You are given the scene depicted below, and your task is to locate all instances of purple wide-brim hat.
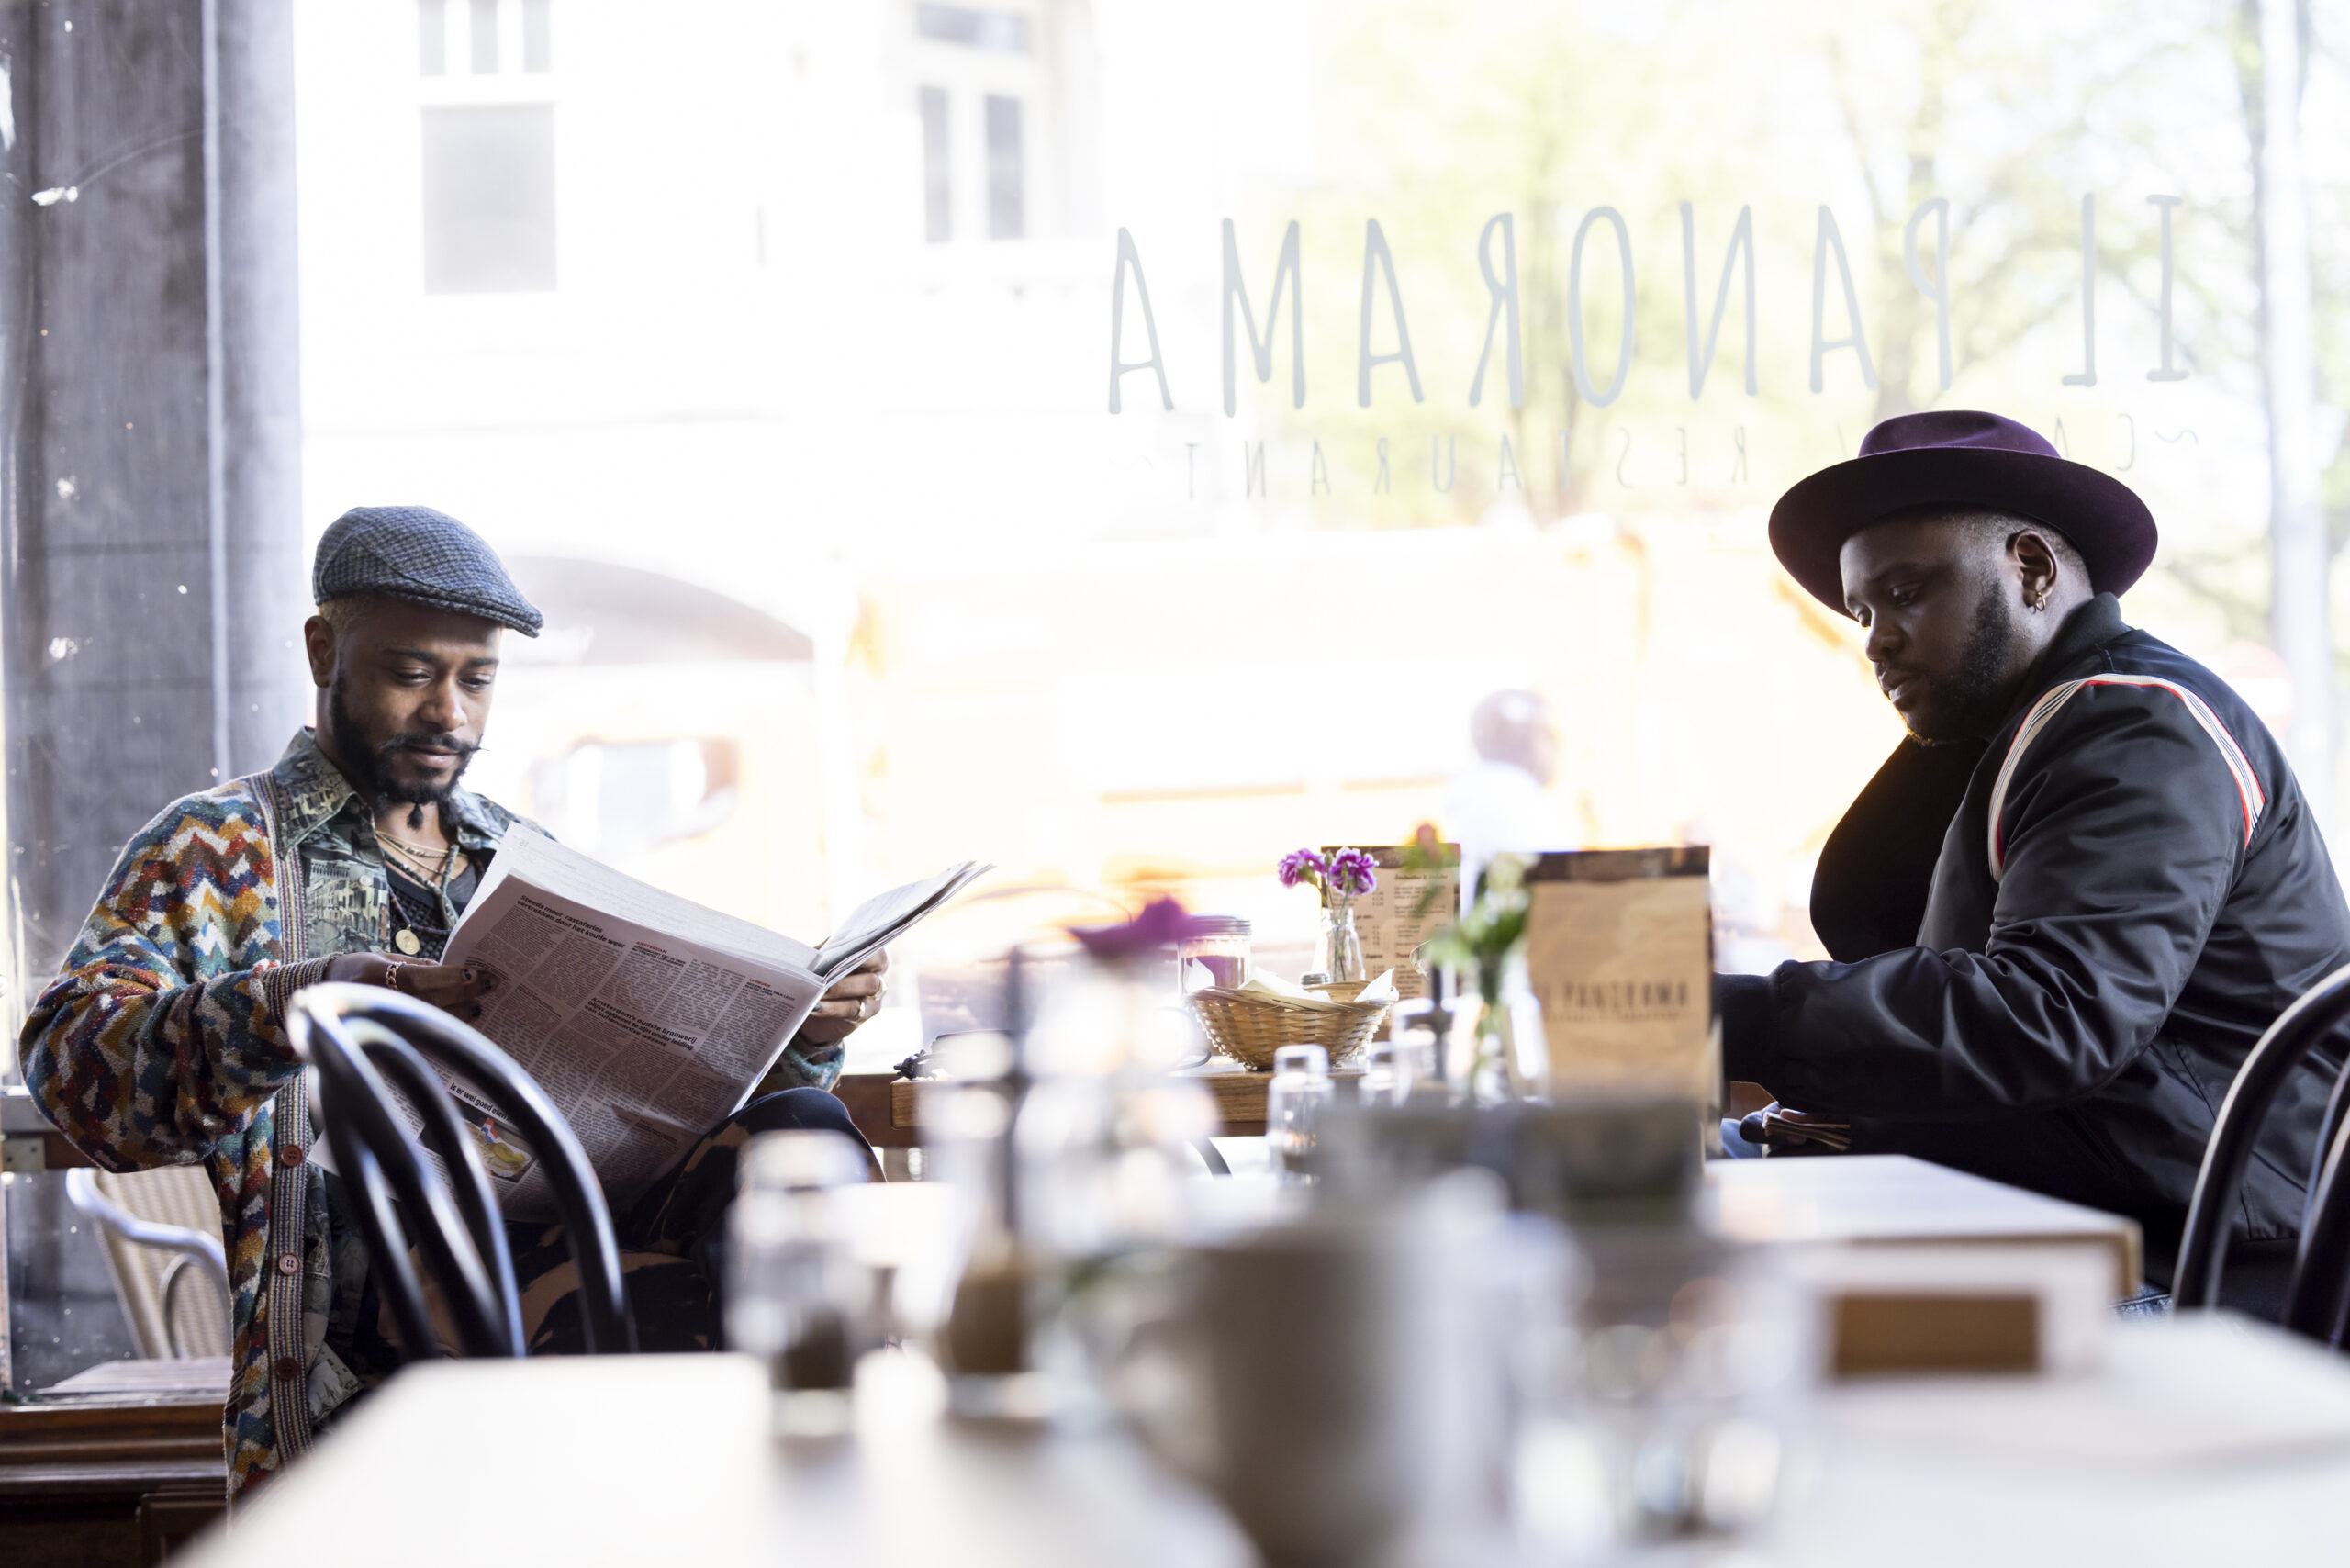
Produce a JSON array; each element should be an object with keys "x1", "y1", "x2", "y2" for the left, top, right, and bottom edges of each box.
[{"x1": 1767, "y1": 409, "x2": 2158, "y2": 617}]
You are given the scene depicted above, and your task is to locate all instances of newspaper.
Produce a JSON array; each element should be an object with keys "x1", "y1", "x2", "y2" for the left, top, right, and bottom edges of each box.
[{"x1": 417, "y1": 828, "x2": 987, "y2": 1218}]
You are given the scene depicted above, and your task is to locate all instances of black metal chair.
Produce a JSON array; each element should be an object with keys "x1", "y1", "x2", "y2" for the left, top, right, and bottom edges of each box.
[
  {"x1": 2174, "y1": 960, "x2": 2350, "y2": 1333},
  {"x1": 2285, "y1": 1099, "x2": 2350, "y2": 1345},
  {"x1": 289, "y1": 982, "x2": 636, "y2": 1361}
]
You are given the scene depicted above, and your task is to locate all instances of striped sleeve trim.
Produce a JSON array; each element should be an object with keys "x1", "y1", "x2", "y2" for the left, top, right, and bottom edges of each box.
[
  {"x1": 252, "y1": 956, "x2": 335, "y2": 1043},
  {"x1": 1987, "y1": 674, "x2": 2266, "y2": 883}
]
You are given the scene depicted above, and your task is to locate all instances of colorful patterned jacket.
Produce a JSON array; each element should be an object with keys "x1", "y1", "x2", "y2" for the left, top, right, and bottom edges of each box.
[
  {"x1": 17, "y1": 732, "x2": 511, "y2": 1497},
  {"x1": 20, "y1": 731, "x2": 847, "y2": 1499}
]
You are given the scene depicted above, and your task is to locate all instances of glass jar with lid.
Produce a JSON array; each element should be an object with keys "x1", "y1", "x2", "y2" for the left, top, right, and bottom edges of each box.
[{"x1": 1177, "y1": 914, "x2": 1252, "y2": 992}]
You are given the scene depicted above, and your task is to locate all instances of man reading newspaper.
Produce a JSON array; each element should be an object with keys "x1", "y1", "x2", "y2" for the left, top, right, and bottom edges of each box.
[{"x1": 19, "y1": 508, "x2": 890, "y2": 1497}]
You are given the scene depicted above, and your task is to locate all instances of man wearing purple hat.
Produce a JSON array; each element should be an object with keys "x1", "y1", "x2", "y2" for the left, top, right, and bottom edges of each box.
[{"x1": 1718, "y1": 410, "x2": 2350, "y2": 1316}]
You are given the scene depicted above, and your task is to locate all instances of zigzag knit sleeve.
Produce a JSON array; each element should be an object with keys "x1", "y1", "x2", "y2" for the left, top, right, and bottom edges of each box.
[{"x1": 18, "y1": 789, "x2": 334, "y2": 1171}]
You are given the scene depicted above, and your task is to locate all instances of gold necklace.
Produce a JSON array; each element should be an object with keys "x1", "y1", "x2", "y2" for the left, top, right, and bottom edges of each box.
[
  {"x1": 380, "y1": 834, "x2": 464, "y2": 957},
  {"x1": 380, "y1": 834, "x2": 452, "y2": 868},
  {"x1": 378, "y1": 827, "x2": 453, "y2": 857},
  {"x1": 379, "y1": 835, "x2": 464, "y2": 887}
]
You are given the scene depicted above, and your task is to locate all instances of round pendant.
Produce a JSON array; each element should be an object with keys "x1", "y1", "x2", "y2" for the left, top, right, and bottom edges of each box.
[{"x1": 394, "y1": 928, "x2": 421, "y2": 956}]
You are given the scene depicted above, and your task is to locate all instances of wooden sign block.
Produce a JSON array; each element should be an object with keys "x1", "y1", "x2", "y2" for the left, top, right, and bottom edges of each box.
[{"x1": 1522, "y1": 847, "x2": 1712, "y2": 1100}]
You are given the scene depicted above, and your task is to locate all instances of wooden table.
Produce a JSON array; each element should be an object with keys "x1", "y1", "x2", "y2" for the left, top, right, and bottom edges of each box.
[
  {"x1": 0, "y1": 1361, "x2": 229, "y2": 1567},
  {"x1": 876, "y1": 1067, "x2": 1346, "y2": 1143},
  {"x1": 178, "y1": 1314, "x2": 2350, "y2": 1568}
]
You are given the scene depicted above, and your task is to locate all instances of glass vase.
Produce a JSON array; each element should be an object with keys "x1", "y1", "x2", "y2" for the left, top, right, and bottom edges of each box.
[{"x1": 1317, "y1": 900, "x2": 1367, "y2": 984}]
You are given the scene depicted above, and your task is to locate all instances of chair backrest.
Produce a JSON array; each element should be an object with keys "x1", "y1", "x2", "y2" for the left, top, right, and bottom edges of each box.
[
  {"x1": 290, "y1": 983, "x2": 636, "y2": 1360},
  {"x1": 2287, "y1": 1112, "x2": 2350, "y2": 1344},
  {"x1": 2175, "y1": 960, "x2": 2350, "y2": 1313},
  {"x1": 64, "y1": 1166, "x2": 230, "y2": 1359}
]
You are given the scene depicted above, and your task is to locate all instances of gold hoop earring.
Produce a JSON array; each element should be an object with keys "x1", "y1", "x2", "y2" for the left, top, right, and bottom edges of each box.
[{"x1": 2031, "y1": 588, "x2": 2049, "y2": 612}]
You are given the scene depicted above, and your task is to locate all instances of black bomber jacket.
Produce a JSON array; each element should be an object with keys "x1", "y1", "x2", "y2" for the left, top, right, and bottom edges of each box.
[{"x1": 1719, "y1": 594, "x2": 2350, "y2": 1266}]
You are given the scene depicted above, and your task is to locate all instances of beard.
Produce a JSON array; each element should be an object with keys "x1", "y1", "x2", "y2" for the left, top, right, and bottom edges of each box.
[
  {"x1": 1903, "y1": 577, "x2": 2019, "y2": 746},
  {"x1": 326, "y1": 677, "x2": 480, "y2": 809}
]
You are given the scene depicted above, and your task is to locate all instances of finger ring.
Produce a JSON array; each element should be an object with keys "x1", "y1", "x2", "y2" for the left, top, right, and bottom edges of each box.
[{"x1": 384, "y1": 962, "x2": 405, "y2": 995}]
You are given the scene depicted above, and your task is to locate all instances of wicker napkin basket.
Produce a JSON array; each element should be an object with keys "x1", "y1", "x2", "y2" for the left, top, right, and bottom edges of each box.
[{"x1": 1188, "y1": 986, "x2": 1390, "y2": 1070}]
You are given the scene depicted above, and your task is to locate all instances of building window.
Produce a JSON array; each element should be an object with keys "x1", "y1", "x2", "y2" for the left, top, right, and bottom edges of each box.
[
  {"x1": 418, "y1": 0, "x2": 447, "y2": 74},
  {"x1": 532, "y1": 738, "x2": 741, "y2": 857},
  {"x1": 421, "y1": 105, "x2": 557, "y2": 293},
  {"x1": 522, "y1": 0, "x2": 553, "y2": 72},
  {"x1": 911, "y1": 2, "x2": 1048, "y2": 244},
  {"x1": 469, "y1": 0, "x2": 500, "y2": 72},
  {"x1": 919, "y1": 85, "x2": 953, "y2": 243},
  {"x1": 985, "y1": 95, "x2": 1024, "y2": 240},
  {"x1": 914, "y1": 4, "x2": 1029, "y2": 54}
]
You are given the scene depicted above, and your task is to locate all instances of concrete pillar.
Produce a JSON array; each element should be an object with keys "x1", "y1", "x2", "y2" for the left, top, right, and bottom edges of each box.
[
  {"x1": 0, "y1": 0, "x2": 306, "y2": 984},
  {"x1": 214, "y1": 0, "x2": 309, "y2": 778}
]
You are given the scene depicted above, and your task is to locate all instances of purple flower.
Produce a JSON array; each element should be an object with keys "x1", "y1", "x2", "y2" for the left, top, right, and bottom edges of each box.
[
  {"x1": 1071, "y1": 896, "x2": 1209, "y2": 963},
  {"x1": 1277, "y1": 848, "x2": 1329, "y2": 890},
  {"x1": 1326, "y1": 848, "x2": 1379, "y2": 899}
]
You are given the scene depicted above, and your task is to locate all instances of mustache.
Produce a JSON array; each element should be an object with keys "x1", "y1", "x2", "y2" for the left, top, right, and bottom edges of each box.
[{"x1": 376, "y1": 731, "x2": 479, "y2": 763}]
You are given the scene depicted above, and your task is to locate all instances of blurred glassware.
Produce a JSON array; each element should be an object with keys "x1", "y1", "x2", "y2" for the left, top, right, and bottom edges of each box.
[
  {"x1": 1463, "y1": 983, "x2": 1539, "y2": 1108},
  {"x1": 1178, "y1": 914, "x2": 1252, "y2": 992},
  {"x1": 1515, "y1": 1227, "x2": 1815, "y2": 1556},
  {"x1": 1107, "y1": 1173, "x2": 1522, "y2": 1568},
  {"x1": 920, "y1": 1025, "x2": 1053, "y2": 1419},
  {"x1": 1265, "y1": 1044, "x2": 1333, "y2": 1183},
  {"x1": 833, "y1": 1179, "x2": 960, "y2": 1350},
  {"x1": 725, "y1": 1128, "x2": 876, "y2": 1437},
  {"x1": 932, "y1": 927, "x2": 1218, "y2": 1422},
  {"x1": 1020, "y1": 957, "x2": 1217, "y2": 1257},
  {"x1": 1356, "y1": 1039, "x2": 1404, "y2": 1110},
  {"x1": 739, "y1": 1125, "x2": 869, "y2": 1195},
  {"x1": 1389, "y1": 967, "x2": 1453, "y2": 1103}
]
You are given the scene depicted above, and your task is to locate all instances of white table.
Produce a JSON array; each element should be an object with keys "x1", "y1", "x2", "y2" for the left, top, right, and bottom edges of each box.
[
  {"x1": 181, "y1": 1159, "x2": 2279, "y2": 1567},
  {"x1": 185, "y1": 1312, "x2": 2350, "y2": 1568},
  {"x1": 1704, "y1": 1153, "x2": 2144, "y2": 1295},
  {"x1": 1787, "y1": 1314, "x2": 2350, "y2": 1564},
  {"x1": 209, "y1": 1352, "x2": 1253, "y2": 1568}
]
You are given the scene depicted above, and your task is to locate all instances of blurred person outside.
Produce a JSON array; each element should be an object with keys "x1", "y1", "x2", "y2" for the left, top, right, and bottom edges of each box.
[
  {"x1": 18, "y1": 506, "x2": 889, "y2": 1497},
  {"x1": 1717, "y1": 412, "x2": 2350, "y2": 1316},
  {"x1": 1443, "y1": 689, "x2": 1574, "y2": 903}
]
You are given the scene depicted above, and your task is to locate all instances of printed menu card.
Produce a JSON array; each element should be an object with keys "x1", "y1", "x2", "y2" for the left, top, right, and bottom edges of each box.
[
  {"x1": 1521, "y1": 847, "x2": 1712, "y2": 1101},
  {"x1": 1323, "y1": 841, "x2": 1460, "y2": 1006}
]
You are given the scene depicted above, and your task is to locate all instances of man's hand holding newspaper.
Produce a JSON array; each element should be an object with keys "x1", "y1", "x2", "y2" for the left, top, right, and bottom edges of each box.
[
  {"x1": 797, "y1": 948, "x2": 890, "y2": 1044},
  {"x1": 321, "y1": 950, "x2": 498, "y2": 1020}
]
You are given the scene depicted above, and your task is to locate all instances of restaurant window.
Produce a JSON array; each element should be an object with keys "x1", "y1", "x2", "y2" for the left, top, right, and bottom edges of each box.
[{"x1": 420, "y1": 105, "x2": 558, "y2": 293}]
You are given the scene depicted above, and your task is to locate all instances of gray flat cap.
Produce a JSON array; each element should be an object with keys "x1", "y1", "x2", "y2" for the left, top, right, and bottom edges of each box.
[{"x1": 313, "y1": 505, "x2": 543, "y2": 636}]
